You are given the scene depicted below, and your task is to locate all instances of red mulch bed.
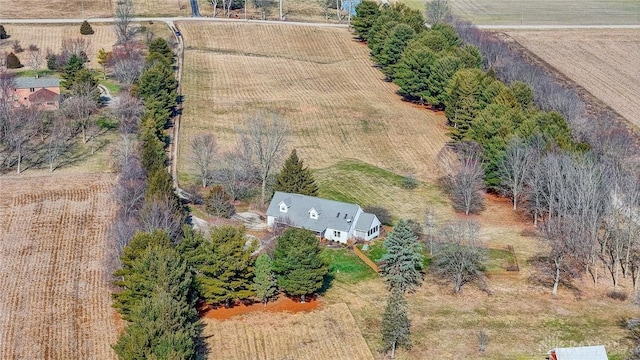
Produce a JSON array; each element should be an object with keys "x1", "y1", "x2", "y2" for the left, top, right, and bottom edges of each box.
[{"x1": 198, "y1": 295, "x2": 321, "y2": 321}]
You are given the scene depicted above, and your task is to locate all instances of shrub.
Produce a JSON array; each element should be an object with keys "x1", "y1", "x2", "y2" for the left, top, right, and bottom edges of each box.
[
  {"x1": 46, "y1": 54, "x2": 59, "y2": 71},
  {"x1": 607, "y1": 290, "x2": 628, "y2": 301},
  {"x1": 28, "y1": 44, "x2": 39, "y2": 51},
  {"x1": 204, "y1": 185, "x2": 235, "y2": 218},
  {"x1": 0, "y1": 25, "x2": 8, "y2": 40},
  {"x1": 11, "y1": 40, "x2": 23, "y2": 53},
  {"x1": 6, "y1": 52, "x2": 22, "y2": 69},
  {"x1": 80, "y1": 21, "x2": 94, "y2": 35},
  {"x1": 401, "y1": 175, "x2": 418, "y2": 189}
]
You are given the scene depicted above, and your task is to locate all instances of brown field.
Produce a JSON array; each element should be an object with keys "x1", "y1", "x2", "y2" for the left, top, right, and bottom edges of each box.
[
  {"x1": 439, "y1": 0, "x2": 640, "y2": 25},
  {"x1": 202, "y1": 302, "x2": 374, "y2": 360},
  {"x1": 177, "y1": 21, "x2": 450, "y2": 184},
  {"x1": 503, "y1": 29, "x2": 640, "y2": 129},
  {"x1": 0, "y1": 173, "x2": 118, "y2": 360},
  {"x1": 0, "y1": 0, "x2": 192, "y2": 19},
  {"x1": 0, "y1": 23, "x2": 117, "y2": 69}
]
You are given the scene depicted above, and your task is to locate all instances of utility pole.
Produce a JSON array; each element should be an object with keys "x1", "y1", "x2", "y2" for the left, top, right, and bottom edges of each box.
[
  {"x1": 279, "y1": 0, "x2": 283, "y2": 20},
  {"x1": 244, "y1": 0, "x2": 247, "y2": 20}
]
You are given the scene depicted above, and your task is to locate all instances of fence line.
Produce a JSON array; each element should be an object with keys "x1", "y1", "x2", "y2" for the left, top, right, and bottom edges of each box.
[{"x1": 352, "y1": 246, "x2": 380, "y2": 273}]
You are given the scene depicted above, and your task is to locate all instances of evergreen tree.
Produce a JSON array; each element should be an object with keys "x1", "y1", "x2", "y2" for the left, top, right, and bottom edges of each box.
[
  {"x1": 273, "y1": 228, "x2": 328, "y2": 302},
  {"x1": 425, "y1": 54, "x2": 461, "y2": 108},
  {"x1": 380, "y1": 219, "x2": 424, "y2": 293},
  {"x1": 445, "y1": 68, "x2": 486, "y2": 141},
  {"x1": 273, "y1": 149, "x2": 319, "y2": 196},
  {"x1": 381, "y1": 290, "x2": 411, "y2": 359},
  {"x1": 60, "y1": 54, "x2": 85, "y2": 89},
  {"x1": 352, "y1": 0, "x2": 380, "y2": 42},
  {"x1": 392, "y1": 44, "x2": 436, "y2": 101},
  {"x1": 137, "y1": 61, "x2": 177, "y2": 111},
  {"x1": 0, "y1": 25, "x2": 8, "y2": 40},
  {"x1": 80, "y1": 20, "x2": 95, "y2": 35},
  {"x1": 6, "y1": 52, "x2": 22, "y2": 69},
  {"x1": 253, "y1": 253, "x2": 278, "y2": 306},
  {"x1": 112, "y1": 231, "x2": 173, "y2": 320},
  {"x1": 187, "y1": 226, "x2": 257, "y2": 307},
  {"x1": 113, "y1": 246, "x2": 200, "y2": 360},
  {"x1": 376, "y1": 23, "x2": 416, "y2": 78},
  {"x1": 147, "y1": 38, "x2": 173, "y2": 62}
]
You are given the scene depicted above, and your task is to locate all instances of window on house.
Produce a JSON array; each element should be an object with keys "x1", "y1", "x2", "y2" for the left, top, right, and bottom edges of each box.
[
  {"x1": 46, "y1": 102, "x2": 54, "y2": 105},
  {"x1": 279, "y1": 204, "x2": 287, "y2": 212},
  {"x1": 310, "y1": 210, "x2": 317, "y2": 219},
  {"x1": 29, "y1": 88, "x2": 35, "y2": 92},
  {"x1": 344, "y1": 213, "x2": 348, "y2": 219},
  {"x1": 336, "y1": 212, "x2": 340, "y2": 218},
  {"x1": 333, "y1": 230, "x2": 341, "y2": 237}
]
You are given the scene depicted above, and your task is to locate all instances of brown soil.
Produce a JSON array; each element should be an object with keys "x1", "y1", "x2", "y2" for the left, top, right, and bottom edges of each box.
[{"x1": 199, "y1": 296, "x2": 321, "y2": 320}]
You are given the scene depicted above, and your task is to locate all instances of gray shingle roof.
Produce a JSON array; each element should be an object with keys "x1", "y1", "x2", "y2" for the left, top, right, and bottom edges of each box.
[
  {"x1": 355, "y1": 212, "x2": 376, "y2": 232},
  {"x1": 267, "y1": 192, "x2": 360, "y2": 233},
  {"x1": 14, "y1": 77, "x2": 60, "y2": 89}
]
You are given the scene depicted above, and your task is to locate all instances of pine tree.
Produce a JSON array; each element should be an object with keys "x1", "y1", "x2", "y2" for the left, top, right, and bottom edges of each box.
[
  {"x1": 189, "y1": 226, "x2": 257, "y2": 307},
  {"x1": 273, "y1": 149, "x2": 319, "y2": 196},
  {"x1": 273, "y1": 228, "x2": 328, "y2": 302},
  {"x1": 80, "y1": 20, "x2": 95, "y2": 35},
  {"x1": 6, "y1": 52, "x2": 22, "y2": 69},
  {"x1": 380, "y1": 219, "x2": 424, "y2": 293},
  {"x1": 60, "y1": 54, "x2": 85, "y2": 89},
  {"x1": 148, "y1": 38, "x2": 173, "y2": 62},
  {"x1": 381, "y1": 290, "x2": 411, "y2": 359},
  {"x1": 0, "y1": 25, "x2": 8, "y2": 40},
  {"x1": 112, "y1": 230, "x2": 173, "y2": 320},
  {"x1": 253, "y1": 254, "x2": 278, "y2": 306},
  {"x1": 351, "y1": 0, "x2": 381, "y2": 42},
  {"x1": 113, "y1": 245, "x2": 201, "y2": 360},
  {"x1": 445, "y1": 68, "x2": 486, "y2": 142}
]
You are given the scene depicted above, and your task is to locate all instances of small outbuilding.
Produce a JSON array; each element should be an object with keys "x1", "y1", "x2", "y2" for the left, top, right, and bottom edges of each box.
[{"x1": 547, "y1": 345, "x2": 608, "y2": 360}]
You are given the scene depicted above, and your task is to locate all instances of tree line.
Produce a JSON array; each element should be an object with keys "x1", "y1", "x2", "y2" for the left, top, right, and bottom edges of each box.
[{"x1": 354, "y1": 0, "x2": 640, "y2": 297}]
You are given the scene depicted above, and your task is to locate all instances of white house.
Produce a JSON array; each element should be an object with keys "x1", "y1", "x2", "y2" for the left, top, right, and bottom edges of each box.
[
  {"x1": 547, "y1": 345, "x2": 608, "y2": 360},
  {"x1": 266, "y1": 191, "x2": 381, "y2": 243}
]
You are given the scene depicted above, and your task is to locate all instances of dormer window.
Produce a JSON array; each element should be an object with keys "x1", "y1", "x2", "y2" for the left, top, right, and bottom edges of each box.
[
  {"x1": 279, "y1": 201, "x2": 289, "y2": 213},
  {"x1": 309, "y1": 208, "x2": 318, "y2": 219}
]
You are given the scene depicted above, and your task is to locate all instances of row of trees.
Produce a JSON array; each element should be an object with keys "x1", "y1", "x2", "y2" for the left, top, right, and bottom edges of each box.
[{"x1": 353, "y1": 1, "x2": 640, "y2": 295}]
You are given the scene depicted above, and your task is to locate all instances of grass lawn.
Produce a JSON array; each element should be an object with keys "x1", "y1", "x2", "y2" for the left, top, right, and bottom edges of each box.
[
  {"x1": 320, "y1": 248, "x2": 378, "y2": 285},
  {"x1": 99, "y1": 78, "x2": 122, "y2": 95},
  {"x1": 13, "y1": 69, "x2": 56, "y2": 78}
]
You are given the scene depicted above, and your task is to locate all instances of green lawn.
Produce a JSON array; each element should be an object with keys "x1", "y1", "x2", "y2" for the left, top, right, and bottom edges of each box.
[
  {"x1": 99, "y1": 78, "x2": 122, "y2": 95},
  {"x1": 320, "y1": 248, "x2": 378, "y2": 285}
]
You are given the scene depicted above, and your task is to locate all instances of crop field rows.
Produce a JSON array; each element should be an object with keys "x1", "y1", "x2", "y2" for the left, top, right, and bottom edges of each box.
[
  {"x1": 0, "y1": 0, "x2": 192, "y2": 19},
  {"x1": 202, "y1": 303, "x2": 374, "y2": 360},
  {"x1": 443, "y1": 0, "x2": 640, "y2": 25},
  {"x1": 0, "y1": 24, "x2": 117, "y2": 70},
  {"x1": 504, "y1": 29, "x2": 640, "y2": 129},
  {"x1": 0, "y1": 174, "x2": 117, "y2": 360},
  {"x1": 178, "y1": 22, "x2": 450, "y2": 183}
]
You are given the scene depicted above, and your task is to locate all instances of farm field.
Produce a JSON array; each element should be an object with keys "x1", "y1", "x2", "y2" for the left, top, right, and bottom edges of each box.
[
  {"x1": 0, "y1": 23, "x2": 117, "y2": 70},
  {"x1": 177, "y1": 21, "x2": 450, "y2": 186},
  {"x1": 0, "y1": 173, "x2": 118, "y2": 360},
  {"x1": 503, "y1": 28, "x2": 640, "y2": 129},
  {"x1": 0, "y1": 0, "x2": 194, "y2": 19},
  {"x1": 429, "y1": 0, "x2": 640, "y2": 25},
  {"x1": 202, "y1": 302, "x2": 374, "y2": 360}
]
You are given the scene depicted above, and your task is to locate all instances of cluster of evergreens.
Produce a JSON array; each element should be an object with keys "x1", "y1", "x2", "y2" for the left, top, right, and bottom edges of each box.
[{"x1": 353, "y1": 1, "x2": 584, "y2": 190}]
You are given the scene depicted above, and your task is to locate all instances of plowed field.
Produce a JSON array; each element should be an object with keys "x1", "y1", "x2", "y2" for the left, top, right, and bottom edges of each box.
[
  {"x1": 178, "y1": 21, "x2": 449, "y2": 183},
  {"x1": 505, "y1": 29, "x2": 640, "y2": 128},
  {"x1": 0, "y1": 173, "x2": 118, "y2": 360}
]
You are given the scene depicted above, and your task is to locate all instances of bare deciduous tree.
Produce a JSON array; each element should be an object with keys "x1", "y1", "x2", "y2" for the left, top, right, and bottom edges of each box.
[
  {"x1": 27, "y1": 49, "x2": 44, "y2": 79},
  {"x1": 212, "y1": 147, "x2": 259, "y2": 200},
  {"x1": 539, "y1": 217, "x2": 584, "y2": 296},
  {"x1": 62, "y1": 94, "x2": 98, "y2": 143},
  {"x1": 109, "y1": 43, "x2": 144, "y2": 85},
  {"x1": 46, "y1": 115, "x2": 71, "y2": 172},
  {"x1": 139, "y1": 196, "x2": 184, "y2": 242},
  {"x1": 498, "y1": 136, "x2": 534, "y2": 210},
  {"x1": 426, "y1": 0, "x2": 451, "y2": 25},
  {"x1": 111, "y1": 92, "x2": 144, "y2": 134},
  {"x1": 433, "y1": 219, "x2": 487, "y2": 293},
  {"x1": 189, "y1": 132, "x2": 217, "y2": 187},
  {"x1": 240, "y1": 111, "x2": 289, "y2": 204},
  {"x1": 114, "y1": 0, "x2": 138, "y2": 45},
  {"x1": 5, "y1": 107, "x2": 38, "y2": 173},
  {"x1": 61, "y1": 37, "x2": 92, "y2": 60},
  {"x1": 0, "y1": 70, "x2": 16, "y2": 141},
  {"x1": 439, "y1": 143, "x2": 486, "y2": 215}
]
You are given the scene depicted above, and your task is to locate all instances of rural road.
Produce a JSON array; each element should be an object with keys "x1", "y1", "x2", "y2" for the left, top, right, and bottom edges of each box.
[{"x1": 1, "y1": 17, "x2": 639, "y2": 29}]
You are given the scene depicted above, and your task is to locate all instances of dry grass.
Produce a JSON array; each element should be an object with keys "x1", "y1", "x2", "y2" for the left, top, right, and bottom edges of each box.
[
  {"x1": 441, "y1": 0, "x2": 640, "y2": 25},
  {"x1": 178, "y1": 21, "x2": 450, "y2": 183},
  {"x1": 0, "y1": 173, "x2": 118, "y2": 360},
  {"x1": 503, "y1": 29, "x2": 640, "y2": 129},
  {"x1": 202, "y1": 302, "x2": 374, "y2": 360},
  {"x1": 0, "y1": 0, "x2": 191, "y2": 18},
  {"x1": 0, "y1": 23, "x2": 117, "y2": 69}
]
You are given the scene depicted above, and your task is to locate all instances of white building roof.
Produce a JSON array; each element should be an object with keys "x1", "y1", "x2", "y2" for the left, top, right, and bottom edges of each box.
[{"x1": 549, "y1": 345, "x2": 607, "y2": 360}]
